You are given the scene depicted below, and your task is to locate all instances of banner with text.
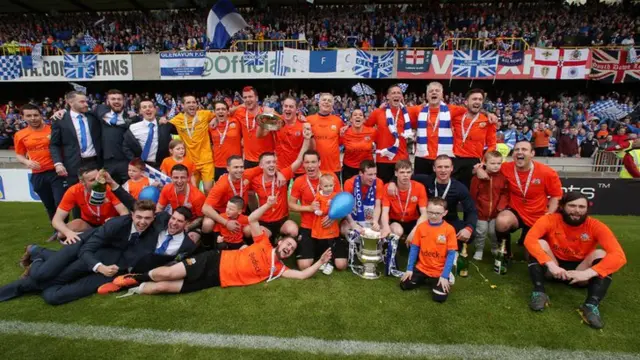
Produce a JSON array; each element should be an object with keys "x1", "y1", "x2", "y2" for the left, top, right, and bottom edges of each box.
[{"x1": 2, "y1": 54, "x2": 132, "y2": 82}]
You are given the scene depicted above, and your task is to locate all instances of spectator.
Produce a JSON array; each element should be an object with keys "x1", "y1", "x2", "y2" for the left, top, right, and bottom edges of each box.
[
  {"x1": 580, "y1": 132, "x2": 599, "y2": 158},
  {"x1": 558, "y1": 128, "x2": 580, "y2": 158},
  {"x1": 533, "y1": 122, "x2": 552, "y2": 157}
]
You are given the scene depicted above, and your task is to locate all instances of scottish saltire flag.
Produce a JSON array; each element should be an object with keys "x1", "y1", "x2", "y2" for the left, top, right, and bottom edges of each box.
[
  {"x1": 64, "y1": 54, "x2": 97, "y2": 79},
  {"x1": 84, "y1": 34, "x2": 98, "y2": 50},
  {"x1": 145, "y1": 164, "x2": 172, "y2": 186},
  {"x1": 242, "y1": 51, "x2": 267, "y2": 66},
  {"x1": 155, "y1": 93, "x2": 167, "y2": 107},
  {"x1": 159, "y1": 51, "x2": 206, "y2": 77},
  {"x1": 354, "y1": 50, "x2": 394, "y2": 78},
  {"x1": 273, "y1": 51, "x2": 288, "y2": 76},
  {"x1": 452, "y1": 50, "x2": 498, "y2": 78},
  {"x1": 0, "y1": 56, "x2": 22, "y2": 80},
  {"x1": 207, "y1": 0, "x2": 248, "y2": 49}
]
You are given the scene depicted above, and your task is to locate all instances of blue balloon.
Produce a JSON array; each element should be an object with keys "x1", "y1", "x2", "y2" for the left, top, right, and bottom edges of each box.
[
  {"x1": 138, "y1": 186, "x2": 160, "y2": 203},
  {"x1": 328, "y1": 192, "x2": 355, "y2": 220}
]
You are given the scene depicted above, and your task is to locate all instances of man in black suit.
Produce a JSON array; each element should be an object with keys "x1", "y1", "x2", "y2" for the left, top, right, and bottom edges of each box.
[
  {"x1": 50, "y1": 91, "x2": 102, "y2": 187},
  {"x1": 95, "y1": 89, "x2": 140, "y2": 184},
  {"x1": 123, "y1": 98, "x2": 174, "y2": 170},
  {"x1": 0, "y1": 201, "x2": 199, "y2": 305}
]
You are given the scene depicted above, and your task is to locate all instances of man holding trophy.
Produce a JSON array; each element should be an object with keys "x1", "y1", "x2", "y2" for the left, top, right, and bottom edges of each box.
[{"x1": 235, "y1": 86, "x2": 277, "y2": 169}]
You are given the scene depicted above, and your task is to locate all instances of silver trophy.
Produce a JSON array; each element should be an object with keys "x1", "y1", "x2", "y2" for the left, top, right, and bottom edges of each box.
[
  {"x1": 348, "y1": 229, "x2": 384, "y2": 279},
  {"x1": 256, "y1": 113, "x2": 284, "y2": 131}
]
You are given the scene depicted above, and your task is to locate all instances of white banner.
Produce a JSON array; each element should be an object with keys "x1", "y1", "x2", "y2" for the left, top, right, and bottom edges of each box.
[
  {"x1": 5, "y1": 54, "x2": 133, "y2": 82},
  {"x1": 0, "y1": 169, "x2": 40, "y2": 202}
]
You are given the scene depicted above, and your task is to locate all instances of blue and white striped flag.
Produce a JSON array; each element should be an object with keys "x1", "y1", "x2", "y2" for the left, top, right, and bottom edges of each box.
[
  {"x1": 144, "y1": 164, "x2": 172, "y2": 186},
  {"x1": 155, "y1": 93, "x2": 167, "y2": 107},
  {"x1": 166, "y1": 99, "x2": 178, "y2": 119},
  {"x1": 84, "y1": 34, "x2": 98, "y2": 50},
  {"x1": 273, "y1": 51, "x2": 288, "y2": 76},
  {"x1": 589, "y1": 100, "x2": 632, "y2": 122}
]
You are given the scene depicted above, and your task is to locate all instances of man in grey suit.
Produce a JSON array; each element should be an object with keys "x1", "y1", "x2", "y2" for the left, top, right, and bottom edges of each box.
[
  {"x1": 50, "y1": 91, "x2": 102, "y2": 188},
  {"x1": 95, "y1": 89, "x2": 140, "y2": 184},
  {"x1": 123, "y1": 98, "x2": 175, "y2": 169}
]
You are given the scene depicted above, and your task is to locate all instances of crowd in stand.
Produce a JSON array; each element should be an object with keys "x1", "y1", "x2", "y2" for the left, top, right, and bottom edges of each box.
[
  {"x1": 0, "y1": 1, "x2": 638, "y2": 54},
  {"x1": 1, "y1": 88, "x2": 637, "y2": 157}
]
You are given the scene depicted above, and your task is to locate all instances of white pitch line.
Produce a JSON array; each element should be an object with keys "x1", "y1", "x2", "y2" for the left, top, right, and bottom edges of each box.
[{"x1": 0, "y1": 320, "x2": 638, "y2": 360}]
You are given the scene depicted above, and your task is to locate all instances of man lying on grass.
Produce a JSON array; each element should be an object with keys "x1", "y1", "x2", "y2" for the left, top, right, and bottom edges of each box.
[
  {"x1": 524, "y1": 192, "x2": 627, "y2": 329},
  {"x1": 113, "y1": 195, "x2": 332, "y2": 295}
]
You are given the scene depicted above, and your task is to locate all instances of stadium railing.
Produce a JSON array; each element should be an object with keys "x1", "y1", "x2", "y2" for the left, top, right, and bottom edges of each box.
[
  {"x1": 229, "y1": 39, "x2": 311, "y2": 52},
  {"x1": 593, "y1": 150, "x2": 623, "y2": 173}
]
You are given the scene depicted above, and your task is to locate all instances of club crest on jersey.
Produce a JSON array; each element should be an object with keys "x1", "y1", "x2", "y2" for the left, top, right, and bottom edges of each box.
[
  {"x1": 331, "y1": 125, "x2": 337, "y2": 131},
  {"x1": 532, "y1": 178, "x2": 541, "y2": 185},
  {"x1": 411, "y1": 196, "x2": 418, "y2": 202},
  {"x1": 580, "y1": 233, "x2": 590, "y2": 242},
  {"x1": 295, "y1": 131, "x2": 301, "y2": 136},
  {"x1": 479, "y1": 122, "x2": 487, "y2": 128},
  {"x1": 437, "y1": 234, "x2": 446, "y2": 244},
  {"x1": 364, "y1": 136, "x2": 371, "y2": 141},
  {"x1": 230, "y1": 123, "x2": 237, "y2": 128}
]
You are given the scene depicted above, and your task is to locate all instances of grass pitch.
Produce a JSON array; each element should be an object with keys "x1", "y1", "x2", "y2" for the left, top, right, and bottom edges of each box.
[{"x1": 0, "y1": 202, "x2": 638, "y2": 359}]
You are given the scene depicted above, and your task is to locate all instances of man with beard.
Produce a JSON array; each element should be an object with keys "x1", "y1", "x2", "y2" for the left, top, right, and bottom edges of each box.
[
  {"x1": 233, "y1": 86, "x2": 276, "y2": 169},
  {"x1": 111, "y1": 197, "x2": 333, "y2": 296},
  {"x1": 248, "y1": 127, "x2": 311, "y2": 244},
  {"x1": 289, "y1": 150, "x2": 341, "y2": 270},
  {"x1": 451, "y1": 89, "x2": 496, "y2": 190},
  {"x1": 170, "y1": 94, "x2": 216, "y2": 193},
  {"x1": 307, "y1": 93, "x2": 344, "y2": 179},
  {"x1": 366, "y1": 85, "x2": 421, "y2": 183},
  {"x1": 157, "y1": 164, "x2": 206, "y2": 219},
  {"x1": 524, "y1": 193, "x2": 626, "y2": 329},
  {"x1": 273, "y1": 97, "x2": 308, "y2": 177},
  {"x1": 475, "y1": 140, "x2": 563, "y2": 260},
  {"x1": 209, "y1": 100, "x2": 242, "y2": 182},
  {"x1": 123, "y1": 99, "x2": 175, "y2": 169},
  {"x1": 389, "y1": 155, "x2": 477, "y2": 250},
  {"x1": 14, "y1": 104, "x2": 65, "y2": 222}
]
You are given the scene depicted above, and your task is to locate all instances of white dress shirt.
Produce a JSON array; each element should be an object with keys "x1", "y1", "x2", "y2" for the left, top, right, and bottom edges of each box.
[
  {"x1": 70, "y1": 110, "x2": 97, "y2": 158},
  {"x1": 129, "y1": 118, "x2": 159, "y2": 162},
  {"x1": 155, "y1": 230, "x2": 185, "y2": 257},
  {"x1": 102, "y1": 110, "x2": 126, "y2": 126}
]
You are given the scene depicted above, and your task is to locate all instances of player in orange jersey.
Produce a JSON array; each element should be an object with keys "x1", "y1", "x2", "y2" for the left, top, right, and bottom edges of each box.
[
  {"x1": 306, "y1": 93, "x2": 344, "y2": 178},
  {"x1": 524, "y1": 193, "x2": 627, "y2": 329},
  {"x1": 233, "y1": 86, "x2": 276, "y2": 169},
  {"x1": 14, "y1": 104, "x2": 65, "y2": 221},
  {"x1": 209, "y1": 100, "x2": 242, "y2": 182},
  {"x1": 273, "y1": 96, "x2": 308, "y2": 176},
  {"x1": 341, "y1": 109, "x2": 377, "y2": 182},
  {"x1": 476, "y1": 140, "x2": 563, "y2": 260},
  {"x1": 111, "y1": 196, "x2": 333, "y2": 296},
  {"x1": 156, "y1": 164, "x2": 206, "y2": 219},
  {"x1": 451, "y1": 89, "x2": 497, "y2": 190}
]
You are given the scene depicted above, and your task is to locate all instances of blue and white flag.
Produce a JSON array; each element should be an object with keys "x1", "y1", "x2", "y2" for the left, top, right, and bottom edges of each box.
[
  {"x1": 84, "y1": 34, "x2": 98, "y2": 50},
  {"x1": 166, "y1": 99, "x2": 178, "y2": 119},
  {"x1": 159, "y1": 51, "x2": 206, "y2": 77},
  {"x1": 589, "y1": 100, "x2": 632, "y2": 122},
  {"x1": 69, "y1": 82, "x2": 87, "y2": 94},
  {"x1": 452, "y1": 50, "x2": 498, "y2": 78},
  {"x1": 354, "y1": 50, "x2": 394, "y2": 79},
  {"x1": 0, "y1": 56, "x2": 22, "y2": 80},
  {"x1": 628, "y1": 47, "x2": 638, "y2": 64},
  {"x1": 63, "y1": 54, "x2": 97, "y2": 79},
  {"x1": 273, "y1": 51, "x2": 288, "y2": 76},
  {"x1": 31, "y1": 43, "x2": 43, "y2": 68},
  {"x1": 144, "y1": 164, "x2": 172, "y2": 186},
  {"x1": 242, "y1": 51, "x2": 267, "y2": 66},
  {"x1": 155, "y1": 93, "x2": 167, "y2": 107},
  {"x1": 207, "y1": 0, "x2": 248, "y2": 49}
]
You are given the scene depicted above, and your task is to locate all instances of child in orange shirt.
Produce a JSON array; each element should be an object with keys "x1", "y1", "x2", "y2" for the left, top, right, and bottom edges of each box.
[
  {"x1": 213, "y1": 196, "x2": 250, "y2": 250},
  {"x1": 400, "y1": 197, "x2": 458, "y2": 303},
  {"x1": 123, "y1": 158, "x2": 157, "y2": 199},
  {"x1": 159, "y1": 139, "x2": 197, "y2": 187},
  {"x1": 311, "y1": 174, "x2": 343, "y2": 275}
]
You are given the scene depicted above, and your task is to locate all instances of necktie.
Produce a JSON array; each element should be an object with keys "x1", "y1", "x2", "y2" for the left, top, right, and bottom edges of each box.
[
  {"x1": 141, "y1": 122, "x2": 155, "y2": 161},
  {"x1": 155, "y1": 234, "x2": 173, "y2": 255},
  {"x1": 109, "y1": 112, "x2": 118, "y2": 125},
  {"x1": 129, "y1": 232, "x2": 140, "y2": 245},
  {"x1": 77, "y1": 114, "x2": 88, "y2": 153}
]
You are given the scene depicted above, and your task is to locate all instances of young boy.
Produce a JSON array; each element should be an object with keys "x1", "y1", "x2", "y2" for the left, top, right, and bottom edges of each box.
[
  {"x1": 469, "y1": 151, "x2": 509, "y2": 260},
  {"x1": 123, "y1": 158, "x2": 154, "y2": 199},
  {"x1": 311, "y1": 173, "x2": 341, "y2": 275},
  {"x1": 160, "y1": 139, "x2": 197, "y2": 187},
  {"x1": 400, "y1": 197, "x2": 457, "y2": 303},
  {"x1": 212, "y1": 196, "x2": 250, "y2": 250}
]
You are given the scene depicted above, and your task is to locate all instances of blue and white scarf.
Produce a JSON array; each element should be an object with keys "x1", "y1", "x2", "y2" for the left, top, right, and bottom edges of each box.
[
  {"x1": 351, "y1": 175, "x2": 376, "y2": 223},
  {"x1": 376, "y1": 105, "x2": 413, "y2": 160},
  {"x1": 416, "y1": 102, "x2": 453, "y2": 157}
]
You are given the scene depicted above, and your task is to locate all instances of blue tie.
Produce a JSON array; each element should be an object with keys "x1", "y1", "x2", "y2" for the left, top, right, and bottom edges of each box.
[
  {"x1": 77, "y1": 115, "x2": 88, "y2": 153},
  {"x1": 129, "y1": 232, "x2": 140, "y2": 245},
  {"x1": 141, "y1": 122, "x2": 155, "y2": 161},
  {"x1": 109, "y1": 112, "x2": 118, "y2": 125},
  {"x1": 155, "y1": 234, "x2": 173, "y2": 255}
]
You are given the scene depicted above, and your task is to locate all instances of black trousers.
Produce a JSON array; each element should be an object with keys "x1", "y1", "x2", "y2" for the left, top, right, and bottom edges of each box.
[
  {"x1": 376, "y1": 162, "x2": 396, "y2": 183},
  {"x1": 30, "y1": 170, "x2": 66, "y2": 221},
  {"x1": 453, "y1": 157, "x2": 480, "y2": 191},
  {"x1": 400, "y1": 269, "x2": 449, "y2": 303},
  {"x1": 414, "y1": 157, "x2": 434, "y2": 176},
  {"x1": 104, "y1": 159, "x2": 130, "y2": 185}
]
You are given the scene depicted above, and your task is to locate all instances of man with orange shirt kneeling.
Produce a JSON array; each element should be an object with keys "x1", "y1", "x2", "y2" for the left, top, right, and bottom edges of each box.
[
  {"x1": 112, "y1": 196, "x2": 332, "y2": 295},
  {"x1": 525, "y1": 193, "x2": 627, "y2": 329}
]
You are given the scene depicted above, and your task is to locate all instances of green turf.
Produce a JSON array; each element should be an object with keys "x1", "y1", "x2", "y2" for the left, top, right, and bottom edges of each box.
[{"x1": 0, "y1": 202, "x2": 638, "y2": 358}]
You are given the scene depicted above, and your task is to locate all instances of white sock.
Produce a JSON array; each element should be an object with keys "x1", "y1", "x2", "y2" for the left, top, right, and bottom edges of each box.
[
  {"x1": 138, "y1": 283, "x2": 146, "y2": 294},
  {"x1": 148, "y1": 270, "x2": 155, "y2": 281}
]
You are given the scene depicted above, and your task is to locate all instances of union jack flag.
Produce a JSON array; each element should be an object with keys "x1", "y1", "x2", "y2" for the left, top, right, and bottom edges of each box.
[
  {"x1": 354, "y1": 50, "x2": 394, "y2": 79},
  {"x1": 452, "y1": 50, "x2": 498, "y2": 78},
  {"x1": 63, "y1": 54, "x2": 97, "y2": 79},
  {"x1": 590, "y1": 49, "x2": 640, "y2": 83},
  {"x1": 242, "y1": 51, "x2": 268, "y2": 66}
]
